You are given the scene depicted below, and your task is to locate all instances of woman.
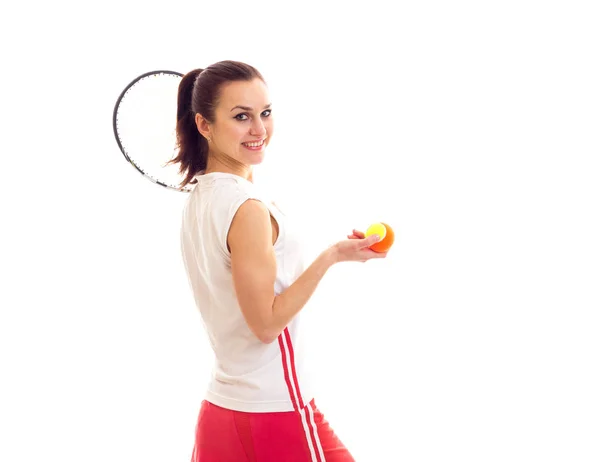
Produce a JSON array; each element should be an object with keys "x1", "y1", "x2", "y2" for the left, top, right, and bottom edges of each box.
[{"x1": 172, "y1": 60, "x2": 387, "y2": 461}]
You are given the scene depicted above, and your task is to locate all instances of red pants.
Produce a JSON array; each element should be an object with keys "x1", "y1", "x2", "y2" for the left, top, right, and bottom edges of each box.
[{"x1": 190, "y1": 399, "x2": 355, "y2": 461}]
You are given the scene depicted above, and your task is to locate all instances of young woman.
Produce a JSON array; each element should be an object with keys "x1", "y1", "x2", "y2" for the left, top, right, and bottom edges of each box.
[{"x1": 172, "y1": 60, "x2": 387, "y2": 461}]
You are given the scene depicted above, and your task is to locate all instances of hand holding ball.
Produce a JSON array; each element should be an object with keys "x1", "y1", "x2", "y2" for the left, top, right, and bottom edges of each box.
[{"x1": 365, "y1": 222, "x2": 395, "y2": 253}]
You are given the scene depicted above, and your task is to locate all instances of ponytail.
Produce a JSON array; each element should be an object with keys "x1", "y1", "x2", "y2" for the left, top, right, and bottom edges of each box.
[{"x1": 169, "y1": 68, "x2": 207, "y2": 188}]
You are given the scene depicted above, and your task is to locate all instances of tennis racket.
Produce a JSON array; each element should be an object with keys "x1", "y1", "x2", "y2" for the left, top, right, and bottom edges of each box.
[{"x1": 112, "y1": 70, "x2": 193, "y2": 193}]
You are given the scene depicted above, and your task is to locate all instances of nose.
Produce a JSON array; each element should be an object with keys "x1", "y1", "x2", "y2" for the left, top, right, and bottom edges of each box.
[{"x1": 250, "y1": 117, "x2": 267, "y2": 137}]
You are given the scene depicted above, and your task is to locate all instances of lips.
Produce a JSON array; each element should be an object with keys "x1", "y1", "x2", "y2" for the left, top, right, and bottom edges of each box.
[{"x1": 242, "y1": 139, "x2": 265, "y2": 147}]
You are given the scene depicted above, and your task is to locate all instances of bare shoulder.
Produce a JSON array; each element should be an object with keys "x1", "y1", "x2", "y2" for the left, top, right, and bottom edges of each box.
[
  {"x1": 228, "y1": 199, "x2": 272, "y2": 252},
  {"x1": 237, "y1": 198, "x2": 270, "y2": 221}
]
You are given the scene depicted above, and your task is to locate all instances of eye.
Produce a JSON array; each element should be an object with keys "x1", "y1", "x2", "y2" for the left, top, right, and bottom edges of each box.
[
  {"x1": 261, "y1": 109, "x2": 272, "y2": 117},
  {"x1": 234, "y1": 113, "x2": 249, "y2": 121}
]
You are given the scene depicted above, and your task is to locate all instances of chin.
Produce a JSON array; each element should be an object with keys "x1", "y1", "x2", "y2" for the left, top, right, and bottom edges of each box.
[
  {"x1": 244, "y1": 149, "x2": 267, "y2": 165},
  {"x1": 249, "y1": 155, "x2": 266, "y2": 166}
]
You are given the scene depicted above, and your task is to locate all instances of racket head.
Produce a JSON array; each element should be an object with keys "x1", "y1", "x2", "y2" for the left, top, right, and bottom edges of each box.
[{"x1": 113, "y1": 70, "x2": 193, "y2": 193}]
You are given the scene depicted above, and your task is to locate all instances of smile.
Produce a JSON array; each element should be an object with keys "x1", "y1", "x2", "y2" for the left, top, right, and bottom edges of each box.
[{"x1": 242, "y1": 139, "x2": 265, "y2": 148}]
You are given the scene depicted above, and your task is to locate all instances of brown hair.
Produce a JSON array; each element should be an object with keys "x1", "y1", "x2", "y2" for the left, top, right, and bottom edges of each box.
[{"x1": 168, "y1": 60, "x2": 265, "y2": 188}]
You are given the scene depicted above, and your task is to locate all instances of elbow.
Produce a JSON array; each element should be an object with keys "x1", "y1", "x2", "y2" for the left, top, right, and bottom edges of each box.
[
  {"x1": 254, "y1": 324, "x2": 280, "y2": 344},
  {"x1": 252, "y1": 307, "x2": 280, "y2": 344},
  {"x1": 257, "y1": 330, "x2": 279, "y2": 345},
  {"x1": 244, "y1": 302, "x2": 280, "y2": 344}
]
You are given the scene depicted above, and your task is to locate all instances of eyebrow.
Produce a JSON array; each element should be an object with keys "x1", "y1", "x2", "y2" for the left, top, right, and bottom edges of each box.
[{"x1": 230, "y1": 103, "x2": 272, "y2": 112}]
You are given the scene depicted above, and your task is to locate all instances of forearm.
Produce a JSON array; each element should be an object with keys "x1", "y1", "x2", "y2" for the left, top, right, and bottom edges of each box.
[{"x1": 267, "y1": 247, "x2": 338, "y2": 342}]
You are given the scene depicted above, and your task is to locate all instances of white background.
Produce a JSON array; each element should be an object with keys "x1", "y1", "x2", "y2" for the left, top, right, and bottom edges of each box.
[{"x1": 1, "y1": 1, "x2": 599, "y2": 461}]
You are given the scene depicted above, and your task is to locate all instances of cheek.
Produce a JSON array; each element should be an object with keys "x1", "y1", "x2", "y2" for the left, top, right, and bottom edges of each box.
[
  {"x1": 223, "y1": 122, "x2": 245, "y2": 142},
  {"x1": 234, "y1": 125, "x2": 247, "y2": 140}
]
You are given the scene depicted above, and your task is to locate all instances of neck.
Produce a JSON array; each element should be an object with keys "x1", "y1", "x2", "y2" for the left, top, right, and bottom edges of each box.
[{"x1": 204, "y1": 158, "x2": 253, "y2": 182}]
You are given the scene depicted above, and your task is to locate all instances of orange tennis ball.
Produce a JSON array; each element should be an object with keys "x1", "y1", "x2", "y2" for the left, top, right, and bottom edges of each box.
[{"x1": 367, "y1": 222, "x2": 395, "y2": 253}]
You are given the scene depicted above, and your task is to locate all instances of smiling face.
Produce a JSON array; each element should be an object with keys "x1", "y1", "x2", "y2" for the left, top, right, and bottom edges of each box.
[{"x1": 196, "y1": 78, "x2": 273, "y2": 176}]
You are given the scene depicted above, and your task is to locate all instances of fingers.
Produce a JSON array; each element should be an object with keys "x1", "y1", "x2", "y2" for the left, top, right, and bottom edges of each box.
[
  {"x1": 335, "y1": 236, "x2": 389, "y2": 263},
  {"x1": 360, "y1": 249, "x2": 388, "y2": 263},
  {"x1": 341, "y1": 229, "x2": 389, "y2": 261},
  {"x1": 357, "y1": 233, "x2": 382, "y2": 249},
  {"x1": 347, "y1": 229, "x2": 365, "y2": 240},
  {"x1": 352, "y1": 229, "x2": 365, "y2": 238}
]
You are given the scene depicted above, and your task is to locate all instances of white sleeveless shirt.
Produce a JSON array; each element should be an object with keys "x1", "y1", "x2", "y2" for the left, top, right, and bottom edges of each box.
[{"x1": 180, "y1": 172, "x2": 314, "y2": 413}]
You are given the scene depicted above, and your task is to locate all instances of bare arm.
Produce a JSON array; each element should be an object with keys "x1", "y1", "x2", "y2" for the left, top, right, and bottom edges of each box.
[
  {"x1": 269, "y1": 248, "x2": 337, "y2": 342},
  {"x1": 228, "y1": 200, "x2": 385, "y2": 344},
  {"x1": 228, "y1": 199, "x2": 278, "y2": 343}
]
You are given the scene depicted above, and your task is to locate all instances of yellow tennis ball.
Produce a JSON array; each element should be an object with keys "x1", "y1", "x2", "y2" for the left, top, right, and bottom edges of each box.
[{"x1": 365, "y1": 222, "x2": 386, "y2": 241}]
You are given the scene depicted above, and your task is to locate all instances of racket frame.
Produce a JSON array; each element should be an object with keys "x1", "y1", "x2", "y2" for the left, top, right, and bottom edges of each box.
[{"x1": 112, "y1": 70, "x2": 191, "y2": 192}]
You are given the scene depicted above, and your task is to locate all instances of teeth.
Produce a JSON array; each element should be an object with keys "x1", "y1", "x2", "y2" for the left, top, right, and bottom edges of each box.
[{"x1": 243, "y1": 140, "x2": 264, "y2": 147}]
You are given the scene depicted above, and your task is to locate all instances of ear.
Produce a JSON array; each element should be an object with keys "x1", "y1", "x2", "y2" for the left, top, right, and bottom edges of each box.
[{"x1": 195, "y1": 113, "x2": 211, "y2": 141}]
